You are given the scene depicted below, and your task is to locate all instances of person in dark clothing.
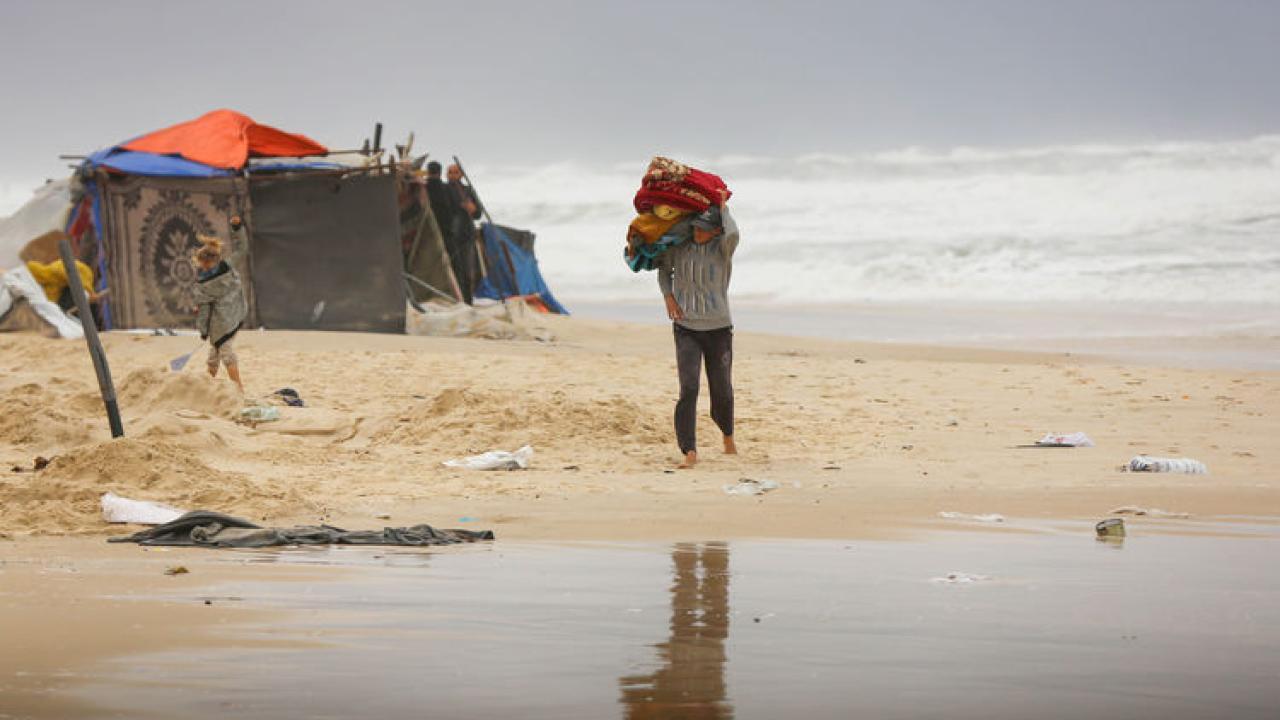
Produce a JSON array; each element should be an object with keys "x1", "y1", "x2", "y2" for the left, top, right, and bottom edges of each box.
[
  {"x1": 446, "y1": 163, "x2": 483, "y2": 300},
  {"x1": 425, "y1": 161, "x2": 474, "y2": 303}
]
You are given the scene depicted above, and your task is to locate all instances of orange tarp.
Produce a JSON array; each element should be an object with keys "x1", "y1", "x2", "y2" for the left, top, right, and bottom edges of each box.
[{"x1": 121, "y1": 109, "x2": 328, "y2": 170}]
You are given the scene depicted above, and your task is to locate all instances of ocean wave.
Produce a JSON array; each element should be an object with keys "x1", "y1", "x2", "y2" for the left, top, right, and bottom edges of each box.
[{"x1": 479, "y1": 137, "x2": 1280, "y2": 306}]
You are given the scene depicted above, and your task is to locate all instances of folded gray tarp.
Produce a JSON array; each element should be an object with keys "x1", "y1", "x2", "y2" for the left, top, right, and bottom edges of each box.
[{"x1": 108, "y1": 510, "x2": 494, "y2": 548}]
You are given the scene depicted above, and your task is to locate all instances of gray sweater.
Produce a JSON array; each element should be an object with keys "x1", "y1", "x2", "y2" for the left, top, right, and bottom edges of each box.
[
  {"x1": 657, "y1": 206, "x2": 739, "y2": 331},
  {"x1": 193, "y1": 262, "x2": 247, "y2": 346}
]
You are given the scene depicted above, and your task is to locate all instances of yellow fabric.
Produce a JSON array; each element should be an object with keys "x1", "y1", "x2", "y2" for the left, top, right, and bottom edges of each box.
[
  {"x1": 25, "y1": 260, "x2": 94, "y2": 302},
  {"x1": 627, "y1": 212, "x2": 686, "y2": 246},
  {"x1": 652, "y1": 204, "x2": 684, "y2": 220}
]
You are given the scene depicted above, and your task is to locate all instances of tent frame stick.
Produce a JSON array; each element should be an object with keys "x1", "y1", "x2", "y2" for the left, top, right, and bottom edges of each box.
[
  {"x1": 403, "y1": 272, "x2": 459, "y2": 304},
  {"x1": 59, "y1": 238, "x2": 124, "y2": 438},
  {"x1": 451, "y1": 156, "x2": 493, "y2": 226}
]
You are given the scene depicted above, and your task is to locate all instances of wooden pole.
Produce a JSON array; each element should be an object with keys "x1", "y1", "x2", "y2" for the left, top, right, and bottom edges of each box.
[
  {"x1": 58, "y1": 238, "x2": 124, "y2": 438},
  {"x1": 451, "y1": 155, "x2": 493, "y2": 225}
]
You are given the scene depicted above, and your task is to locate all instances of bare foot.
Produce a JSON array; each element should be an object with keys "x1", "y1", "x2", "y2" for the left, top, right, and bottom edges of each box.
[
  {"x1": 677, "y1": 451, "x2": 697, "y2": 469},
  {"x1": 723, "y1": 435, "x2": 737, "y2": 454}
]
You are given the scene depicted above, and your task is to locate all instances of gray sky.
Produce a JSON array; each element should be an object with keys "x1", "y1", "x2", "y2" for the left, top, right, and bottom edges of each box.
[{"x1": 2, "y1": 0, "x2": 1278, "y2": 184}]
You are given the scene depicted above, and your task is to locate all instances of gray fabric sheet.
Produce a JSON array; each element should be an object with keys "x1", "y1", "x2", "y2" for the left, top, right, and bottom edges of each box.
[{"x1": 108, "y1": 510, "x2": 494, "y2": 548}]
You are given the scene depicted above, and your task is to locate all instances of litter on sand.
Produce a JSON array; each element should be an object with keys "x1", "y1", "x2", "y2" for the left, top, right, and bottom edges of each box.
[
  {"x1": 237, "y1": 405, "x2": 281, "y2": 425},
  {"x1": 1096, "y1": 518, "x2": 1126, "y2": 537},
  {"x1": 101, "y1": 492, "x2": 187, "y2": 525},
  {"x1": 1109, "y1": 506, "x2": 1192, "y2": 519},
  {"x1": 443, "y1": 445, "x2": 534, "y2": 471},
  {"x1": 723, "y1": 478, "x2": 780, "y2": 496},
  {"x1": 109, "y1": 510, "x2": 495, "y2": 548},
  {"x1": 1126, "y1": 456, "x2": 1207, "y2": 474},
  {"x1": 938, "y1": 511, "x2": 1006, "y2": 523},
  {"x1": 931, "y1": 572, "x2": 992, "y2": 584},
  {"x1": 1026, "y1": 432, "x2": 1095, "y2": 448}
]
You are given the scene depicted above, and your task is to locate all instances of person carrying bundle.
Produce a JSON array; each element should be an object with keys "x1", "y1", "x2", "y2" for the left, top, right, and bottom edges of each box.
[{"x1": 626, "y1": 157, "x2": 739, "y2": 468}]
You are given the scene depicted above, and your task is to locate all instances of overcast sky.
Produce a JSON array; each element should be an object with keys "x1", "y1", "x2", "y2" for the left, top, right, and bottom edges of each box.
[{"x1": 2, "y1": 0, "x2": 1278, "y2": 185}]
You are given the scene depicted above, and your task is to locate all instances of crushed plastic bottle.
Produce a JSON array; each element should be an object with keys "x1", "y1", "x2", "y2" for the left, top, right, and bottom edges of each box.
[{"x1": 1128, "y1": 456, "x2": 1207, "y2": 474}]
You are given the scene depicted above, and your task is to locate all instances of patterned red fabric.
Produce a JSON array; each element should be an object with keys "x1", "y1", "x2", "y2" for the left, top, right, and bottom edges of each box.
[{"x1": 633, "y1": 157, "x2": 731, "y2": 213}]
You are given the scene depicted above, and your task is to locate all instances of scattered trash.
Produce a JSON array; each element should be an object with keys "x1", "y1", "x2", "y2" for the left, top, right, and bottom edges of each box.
[
  {"x1": 443, "y1": 445, "x2": 534, "y2": 471},
  {"x1": 111, "y1": 510, "x2": 494, "y2": 548},
  {"x1": 1127, "y1": 456, "x2": 1207, "y2": 474},
  {"x1": 164, "y1": 565, "x2": 190, "y2": 576},
  {"x1": 1096, "y1": 518, "x2": 1126, "y2": 538},
  {"x1": 101, "y1": 492, "x2": 186, "y2": 525},
  {"x1": 938, "y1": 511, "x2": 1006, "y2": 523},
  {"x1": 900, "y1": 444, "x2": 914, "y2": 451},
  {"x1": 1032, "y1": 432, "x2": 1095, "y2": 448},
  {"x1": 723, "y1": 478, "x2": 780, "y2": 496},
  {"x1": 1109, "y1": 506, "x2": 1191, "y2": 519},
  {"x1": 10, "y1": 456, "x2": 51, "y2": 473},
  {"x1": 457, "y1": 516, "x2": 478, "y2": 523},
  {"x1": 822, "y1": 464, "x2": 841, "y2": 470},
  {"x1": 931, "y1": 572, "x2": 991, "y2": 584},
  {"x1": 375, "y1": 513, "x2": 392, "y2": 520},
  {"x1": 272, "y1": 388, "x2": 305, "y2": 407},
  {"x1": 237, "y1": 405, "x2": 281, "y2": 425}
]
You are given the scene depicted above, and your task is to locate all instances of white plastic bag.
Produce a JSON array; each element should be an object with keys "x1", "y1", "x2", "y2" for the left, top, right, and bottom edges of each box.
[
  {"x1": 443, "y1": 445, "x2": 534, "y2": 471},
  {"x1": 101, "y1": 492, "x2": 186, "y2": 525},
  {"x1": 1036, "y1": 431, "x2": 1094, "y2": 447},
  {"x1": 1128, "y1": 456, "x2": 1207, "y2": 474}
]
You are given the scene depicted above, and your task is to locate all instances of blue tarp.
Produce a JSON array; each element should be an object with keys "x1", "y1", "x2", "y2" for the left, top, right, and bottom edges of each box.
[
  {"x1": 86, "y1": 148, "x2": 234, "y2": 177},
  {"x1": 475, "y1": 223, "x2": 568, "y2": 314}
]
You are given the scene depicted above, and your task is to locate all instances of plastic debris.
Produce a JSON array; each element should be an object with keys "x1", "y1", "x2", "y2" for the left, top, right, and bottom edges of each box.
[
  {"x1": 1109, "y1": 506, "x2": 1191, "y2": 519},
  {"x1": 1127, "y1": 456, "x2": 1207, "y2": 474},
  {"x1": 164, "y1": 565, "x2": 190, "y2": 576},
  {"x1": 238, "y1": 405, "x2": 281, "y2": 424},
  {"x1": 931, "y1": 572, "x2": 991, "y2": 584},
  {"x1": 101, "y1": 492, "x2": 186, "y2": 525},
  {"x1": 723, "y1": 478, "x2": 780, "y2": 496},
  {"x1": 1096, "y1": 518, "x2": 1126, "y2": 537},
  {"x1": 443, "y1": 445, "x2": 534, "y2": 471},
  {"x1": 1036, "y1": 432, "x2": 1094, "y2": 447},
  {"x1": 938, "y1": 511, "x2": 1006, "y2": 523}
]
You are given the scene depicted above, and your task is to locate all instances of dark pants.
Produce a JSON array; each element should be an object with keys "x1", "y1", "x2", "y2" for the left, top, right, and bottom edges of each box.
[
  {"x1": 674, "y1": 324, "x2": 734, "y2": 454},
  {"x1": 447, "y1": 223, "x2": 476, "y2": 304}
]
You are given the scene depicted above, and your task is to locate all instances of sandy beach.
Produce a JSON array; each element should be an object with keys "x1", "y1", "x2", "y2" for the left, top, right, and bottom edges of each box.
[
  {"x1": 3, "y1": 315, "x2": 1279, "y2": 717},
  {"x1": 2, "y1": 317, "x2": 1277, "y2": 541}
]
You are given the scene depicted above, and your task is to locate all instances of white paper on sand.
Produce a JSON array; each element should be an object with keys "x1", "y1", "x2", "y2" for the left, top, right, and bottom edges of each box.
[
  {"x1": 443, "y1": 445, "x2": 534, "y2": 471},
  {"x1": 938, "y1": 511, "x2": 1006, "y2": 523},
  {"x1": 1127, "y1": 456, "x2": 1207, "y2": 474},
  {"x1": 100, "y1": 492, "x2": 186, "y2": 525},
  {"x1": 1036, "y1": 431, "x2": 1094, "y2": 447},
  {"x1": 723, "y1": 478, "x2": 780, "y2": 496}
]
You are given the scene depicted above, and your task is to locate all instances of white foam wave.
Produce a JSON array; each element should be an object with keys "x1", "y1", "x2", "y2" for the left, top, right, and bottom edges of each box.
[{"x1": 478, "y1": 137, "x2": 1280, "y2": 306}]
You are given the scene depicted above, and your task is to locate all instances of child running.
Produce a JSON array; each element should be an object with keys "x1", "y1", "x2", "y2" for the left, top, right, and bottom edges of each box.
[{"x1": 191, "y1": 235, "x2": 247, "y2": 392}]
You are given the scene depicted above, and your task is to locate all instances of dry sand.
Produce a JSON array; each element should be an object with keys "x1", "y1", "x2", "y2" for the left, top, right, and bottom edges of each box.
[{"x1": 1, "y1": 316, "x2": 1276, "y2": 540}]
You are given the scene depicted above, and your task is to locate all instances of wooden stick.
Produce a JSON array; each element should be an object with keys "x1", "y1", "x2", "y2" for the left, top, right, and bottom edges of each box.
[{"x1": 58, "y1": 238, "x2": 124, "y2": 438}]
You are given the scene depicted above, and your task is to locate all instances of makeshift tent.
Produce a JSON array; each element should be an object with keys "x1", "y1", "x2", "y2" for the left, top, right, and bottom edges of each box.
[
  {"x1": 0, "y1": 180, "x2": 72, "y2": 272},
  {"x1": 69, "y1": 110, "x2": 408, "y2": 332},
  {"x1": 475, "y1": 223, "x2": 568, "y2": 314},
  {"x1": 0, "y1": 266, "x2": 84, "y2": 338}
]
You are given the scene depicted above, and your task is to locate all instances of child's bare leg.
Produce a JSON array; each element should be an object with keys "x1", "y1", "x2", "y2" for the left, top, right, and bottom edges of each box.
[
  {"x1": 207, "y1": 363, "x2": 219, "y2": 378},
  {"x1": 226, "y1": 364, "x2": 244, "y2": 393},
  {"x1": 723, "y1": 435, "x2": 737, "y2": 454},
  {"x1": 677, "y1": 450, "x2": 697, "y2": 469}
]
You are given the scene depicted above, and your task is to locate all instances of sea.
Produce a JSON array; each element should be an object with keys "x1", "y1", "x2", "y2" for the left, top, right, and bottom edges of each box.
[{"x1": 5, "y1": 135, "x2": 1279, "y2": 359}]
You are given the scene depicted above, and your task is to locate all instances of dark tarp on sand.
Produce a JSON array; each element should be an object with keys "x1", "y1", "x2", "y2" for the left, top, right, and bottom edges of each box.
[
  {"x1": 108, "y1": 510, "x2": 494, "y2": 548},
  {"x1": 249, "y1": 172, "x2": 405, "y2": 332},
  {"x1": 99, "y1": 175, "x2": 254, "y2": 330}
]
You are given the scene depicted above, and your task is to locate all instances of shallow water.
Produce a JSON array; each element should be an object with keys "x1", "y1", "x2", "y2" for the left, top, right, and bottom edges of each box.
[{"x1": 73, "y1": 524, "x2": 1280, "y2": 719}]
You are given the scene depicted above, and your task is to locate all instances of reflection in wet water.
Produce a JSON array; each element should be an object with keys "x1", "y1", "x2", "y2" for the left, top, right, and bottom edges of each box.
[{"x1": 620, "y1": 542, "x2": 733, "y2": 719}]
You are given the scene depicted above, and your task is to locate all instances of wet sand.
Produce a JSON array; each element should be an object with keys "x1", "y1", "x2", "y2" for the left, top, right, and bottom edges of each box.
[{"x1": 4, "y1": 522, "x2": 1279, "y2": 719}]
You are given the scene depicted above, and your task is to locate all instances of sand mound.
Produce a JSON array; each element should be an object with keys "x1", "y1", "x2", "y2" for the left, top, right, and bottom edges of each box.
[
  {"x1": 0, "y1": 388, "x2": 100, "y2": 449},
  {"x1": 113, "y1": 368, "x2": 243, "y2": 419},
  {"x1": 0, "y1": 437, "x2": 309, "y2": 536},
  {"x1": 368, "y1": 387, "x2": 664, "y2": 451}
]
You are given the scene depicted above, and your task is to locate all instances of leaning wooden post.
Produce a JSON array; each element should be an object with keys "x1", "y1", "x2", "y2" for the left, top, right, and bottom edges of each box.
[{"x1": 58, "y1": 238, "x2": 124, "y2": 437}]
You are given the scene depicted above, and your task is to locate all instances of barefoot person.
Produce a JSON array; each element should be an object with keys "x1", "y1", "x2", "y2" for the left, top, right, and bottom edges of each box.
[
  {"x1": 657, "y1": 196, "x2": 739, "y2": 468},
  {"x1": 192, "y1": 236, "x2": 247, "y2": 392}
]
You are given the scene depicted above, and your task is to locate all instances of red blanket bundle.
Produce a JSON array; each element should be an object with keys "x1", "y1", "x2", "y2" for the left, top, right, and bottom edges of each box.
[{"x1": 633, "y1": 157, "x2": 731, "y2": 213}]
